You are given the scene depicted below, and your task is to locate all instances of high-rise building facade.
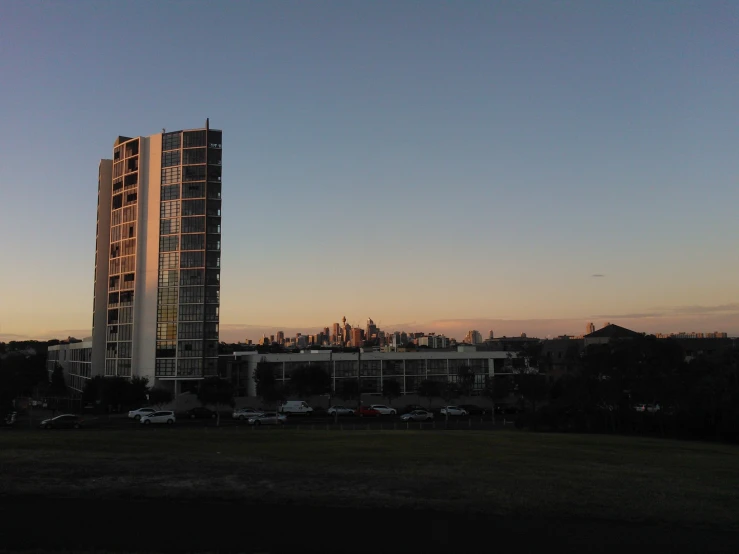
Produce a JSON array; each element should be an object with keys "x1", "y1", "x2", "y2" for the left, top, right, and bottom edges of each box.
[
  {"x1": 586, "y1": 322, "x2": 595, "y2": 335},
  {"x1": 92, "y1": 122, "x2": 222, "y2": 392}
]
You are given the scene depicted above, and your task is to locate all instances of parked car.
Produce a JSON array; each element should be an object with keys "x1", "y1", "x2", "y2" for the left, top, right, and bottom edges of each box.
[
  {"x1": 401, "y1": 404, "x2": 425, "y2": 414},
  {"x1": 278, "y1": 400, "x2": 313, "y2": 415},
  {"x1": 311, "y1": 406, "x2": 329, "y2": 417},
  {"x1": 633, "y1": 404, "x2": 647, "y2": 413},
  {"x1": 327, "y1": 405, "x2": 354, "y2": 417},
  {"x1": 232, "y1": 407, "x2": 263, "y2": 420},
  {"x1": 356, "y1": 406, "x2": 381, "y2": 417},
  {"x1": 459, "y1": 404, "x2": 486, "y2": 416},
  {"x1": 128, "y1": 407, "x2": 156, "y2": 421},
  {"x1": 369, "y1": 404, "x2": 397, "y2": 416},
  {"x1": 440, "y1": 406, "x2": 468, "y2": 417},
  {"x1": 400, "y1": 410, "x2": 434, "y2": 422},
  {"x1": 3, "y1": 411, "x2": 17, "y2": 426},
  {"x1": 186, "y1": 406, "x2": 217, "y2": 419},
  {"x1": 39, "y1": 414, "x2": 84, "y2": 429},
  {"x1": 248, "y1": 412, "x2": 286, "y2": 426},
  {"x1": 140, "y1": 411, "x2": 176, "y2": 425}
]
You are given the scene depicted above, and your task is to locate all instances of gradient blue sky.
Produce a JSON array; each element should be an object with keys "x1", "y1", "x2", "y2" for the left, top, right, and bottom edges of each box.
[{"x1": 1, "y1": 1, "x2": 738, "y2": 342}]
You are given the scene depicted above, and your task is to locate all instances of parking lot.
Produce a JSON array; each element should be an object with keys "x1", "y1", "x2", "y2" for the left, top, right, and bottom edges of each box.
[{"x1": 7, "y1": 408, "x2": 515, "y2": 432}]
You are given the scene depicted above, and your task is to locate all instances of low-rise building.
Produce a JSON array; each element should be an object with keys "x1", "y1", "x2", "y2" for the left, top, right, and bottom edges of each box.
[
  {"x1": 222, "y1": 349, "x2": 516, "y2": 397},
  {"x1": 47, "y1": 340, "x2": 93, "y2": 393}
]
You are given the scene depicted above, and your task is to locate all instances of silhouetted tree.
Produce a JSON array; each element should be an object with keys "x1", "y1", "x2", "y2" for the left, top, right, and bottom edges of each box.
[
  {"x1": 338, "y1": 379, "x2": 360, "y2": 407},
  {"x1": 382, "y1": 379, "x2": 401, "y2": 407},
  {"x1": 127, "y1": 376, "x2": 150, "y2": 407},
  {"x1": 49, "y1": 364, "x2": 68, "y2": 397},
  {"x1": 440, "y1": 382, "x2": 461, "y2": 423},
  {"x1": 418, "y1": 379, "x2": 441, "y2": 410},
  {"x1": 148, "y1": 387, "x2": 173, "y2": 408},
  {"x1": 253, "y1": 360, "x2": 285, "y2": 407},
  {"x1": 482, "y1": 375, "x2": 511, "y2": 422},
  {"x1": 197, "y1": 377, "x2": 234, "y2": 426},
  {"x1": 456, "y1": 365, "x2": 475, "y2": 397}
]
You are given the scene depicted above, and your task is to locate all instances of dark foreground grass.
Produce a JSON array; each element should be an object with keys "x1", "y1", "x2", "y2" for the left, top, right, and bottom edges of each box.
[{"x1": 1, "y1": 428, "x2": 738, "y2": 530}]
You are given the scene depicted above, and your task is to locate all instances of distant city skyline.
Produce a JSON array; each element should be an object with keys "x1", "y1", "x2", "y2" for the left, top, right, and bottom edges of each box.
[
  {"x1": 1, "y1": 3, "x2": 738, "y2": 342},
  {"x1": 2, "y1": 314, "x2": 736, "y2": 344}
]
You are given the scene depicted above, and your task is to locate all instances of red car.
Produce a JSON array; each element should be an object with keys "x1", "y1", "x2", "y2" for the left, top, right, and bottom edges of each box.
[{"x1": 356, "y1": 406, "x2": 381, "y2": 417}]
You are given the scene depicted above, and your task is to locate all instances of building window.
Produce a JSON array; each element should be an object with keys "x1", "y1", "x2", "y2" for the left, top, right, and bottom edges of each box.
[
  {"x1": 161, "y1": 184, "x2": 180, "y2": 201},
  {"x1": 160, "y1": 235, "x2": 179, "y2": 252},
  {"x1": 182, "y1": 182, "x2": 205, "y2": 199},
  {"x1": 183, "y1": 130, "x2": 206, "y2": 148},
  {"x1": 162, "y1": 150, "x2": 181, "y2": 167},
  {"x1": 158, "y1": 287, "x2": 178, "y2": 305},
  {"x1": 160, "y1": 218, "x2": 180, "y2": 235},
  {"x1": 156, "y1": 341, "x2": 177, "y2": 358},
  {"x1": 161, "y1": 167, "x2": 181, "y2": 184},
  {"x1": 178, "y1": 322, "x2": 203, "y2": 339},
  {"x1": 180, "y1": 251, "x2": 204, "y2": 268},
  {"x1": 160, "y1": 200, "x2": 180, "y2": 219},
  {"x1": 178, "y1": 304, "x2": 203, "y2": 322},
  {"x1": 159, "y1": 269, "x2": 179, "y2": 287},
  {"x1": 178, "y1": 341, "x2": 203, "y2": 357},
  {"x1": 159, "y1": 252, "x2": 180, "y2": 271},
  {"x1": 157, "y1": 304, "x2": 178, "y2": 322},
  {"x1": 156, "y1": 359, "x2": 176, "y2": 376},
  {"x1": 182, "y1": 199, "x2": 205, "y2": 216},
  {"x1": 183, "y1": 166, "x2": 206, "y2": 182},
  {"x1": 183, "y1": 148, "x2": 206, "y2": 165},
  {"x1": 205, "y1": 305, "x2": 219, "y2": 321},
  {"x1": 157, "y1": 322, "x2": 178, "y2": 340},
  {"x1": 181, "y1": 216, "x2": 205, "y2": 233},
  {"x1": 180, "y1": 269, "x2": 204, "y2": 286},
  {"x1": 181, "y1": 234, "x2": 204, "y2": 251},
  {"x1": 162, "y1": 132, "x2": 181, "y2": 151},
  {"x1": 122, "y1": 206, "x2": 137, "y2": 223},
  {"x1": 179, "y1": 286, "x2": 204, "y2": 304}
]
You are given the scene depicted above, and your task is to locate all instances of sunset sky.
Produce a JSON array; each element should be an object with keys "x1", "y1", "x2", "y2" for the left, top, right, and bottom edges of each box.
[{"x1": 1, "y1": 2, "x2": 737, "y2": 342}]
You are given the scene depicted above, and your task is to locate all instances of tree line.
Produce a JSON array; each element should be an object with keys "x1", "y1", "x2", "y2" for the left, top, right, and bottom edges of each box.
[{"x1": 515, "y1": 337, "x2": 739, "y2": 441}]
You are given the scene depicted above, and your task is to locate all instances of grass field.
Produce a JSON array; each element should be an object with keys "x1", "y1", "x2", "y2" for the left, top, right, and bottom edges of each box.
[{"x1": 2, "y1": 428, "x2": 738, "y2": 531}]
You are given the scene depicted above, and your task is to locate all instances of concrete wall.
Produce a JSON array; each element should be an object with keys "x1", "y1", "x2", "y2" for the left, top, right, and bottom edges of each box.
[
  {"x1": 91, "y1": 160, "x2": 113, "y2": 377},
  {"x1": 133, "y1": 134, "x2": 162, "y2": 385}
]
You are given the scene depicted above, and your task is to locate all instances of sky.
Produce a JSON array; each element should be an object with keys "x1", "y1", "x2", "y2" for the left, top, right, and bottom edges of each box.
[{"x1": 0, "y1": 1, "x2": 738, "y2": 342}]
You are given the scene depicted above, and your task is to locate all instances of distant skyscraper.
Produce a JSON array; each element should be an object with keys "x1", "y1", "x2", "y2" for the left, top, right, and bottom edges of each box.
[
  {"x1": 586, "y1": 322, "x2": 595, "y2": 335},
  {"x1": 489, "y1": 330, "x2": 494, "y2": 340},
  {"x1": 464, "y1": 330, "x2": 483, "y2": 345},
  {"x1": 91, "y1": 122, "x2": 222, "y2": 395},
  {"x1": 276, "y1": 331, "x2": 285, "y2": 345},
  {"x1": 366, "y1": 317, "x2": 378, "y2": 340},
  {"x1": 351, "y1": 327, "x2": 363, "y2": 347}
]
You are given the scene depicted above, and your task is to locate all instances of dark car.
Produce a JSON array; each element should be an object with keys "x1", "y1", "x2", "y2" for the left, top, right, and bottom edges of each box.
[
  {"x1": 39, "y1": 414, "x2": 84, "y2": 429},
  {"x1": 186, "y1": 406, "x2": 217, "y2": 419},
  {"x1": 402, "y1": 404, "x2": 426, "y2": 414},
  {"x1": 459, "y1": 404, "x2": 487, "y2": 416},
  {"x1": 310, "y1": 406, "x2": 329, "y2": 417}
]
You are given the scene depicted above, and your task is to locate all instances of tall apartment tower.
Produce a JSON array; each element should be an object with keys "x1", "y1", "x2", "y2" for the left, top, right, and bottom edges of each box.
[
  {"x1": 92, "y1": 122, "x2": 222, "y2": 393},
  {"x1": 586, "y1": 322, "x2": 595, "y2": 335}
]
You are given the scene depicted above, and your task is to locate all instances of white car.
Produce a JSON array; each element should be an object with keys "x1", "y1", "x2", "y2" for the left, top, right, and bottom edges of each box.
[
  {"x1": 440, "y1": 406, "x2": 468, "y2": 417},
  {"x1": 327, "y1": 405, "x2": 354, "y2": 416},
  {"x1": 369, "y1": 404, "x2": 397, "y2": 416},
  {"x1": 232, "y1": 407, "x2": 263, "y2": 420},
  {"x1": 128, "y1": 407, "x2": 156, "y2": 421},
  {"x1": 140, "y1": 411, "x2": 176, "y2": 425},
  {"x1": 400, "y1": 410, "x2": 434, "y2": 422},
  {"x1": 248, "y1": 412, "x2": 287, "y2": 426}
]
